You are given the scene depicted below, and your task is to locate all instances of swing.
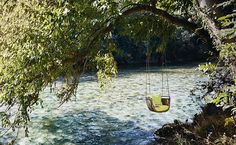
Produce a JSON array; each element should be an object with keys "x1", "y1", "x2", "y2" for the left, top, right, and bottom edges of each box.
[
  {"x1": 145, "y1": 54, "x2": 171, "y2": 113},
  {"x1": 146, "y1": 95, "x2": 170, "y2": 112}
]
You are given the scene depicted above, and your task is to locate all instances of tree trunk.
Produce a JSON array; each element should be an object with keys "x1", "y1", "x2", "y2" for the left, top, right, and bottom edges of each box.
[{"x1": 196, "y1": 0, "x2": 222, "y2": 46}]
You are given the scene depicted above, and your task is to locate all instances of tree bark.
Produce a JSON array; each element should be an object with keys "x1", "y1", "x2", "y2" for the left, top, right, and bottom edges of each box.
[{"x1": 195, "y1": 0, "x2": 222, "y2": 46}]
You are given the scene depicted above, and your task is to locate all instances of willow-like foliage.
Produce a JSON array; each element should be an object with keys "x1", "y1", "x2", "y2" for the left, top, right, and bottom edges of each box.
[{"x1": 0, "y1": 0, "x2": 119, "y2": 133}]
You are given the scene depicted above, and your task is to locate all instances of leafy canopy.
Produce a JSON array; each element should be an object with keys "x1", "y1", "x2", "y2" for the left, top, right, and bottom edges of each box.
[{"x1": 0, "y1": 0, "x2": 235, "y2": 134}]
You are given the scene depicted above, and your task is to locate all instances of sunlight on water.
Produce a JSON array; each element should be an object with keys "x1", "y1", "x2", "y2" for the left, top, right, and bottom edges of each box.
[{"x1": 2, "y1": 66, "x2": 205, "y2": 145}]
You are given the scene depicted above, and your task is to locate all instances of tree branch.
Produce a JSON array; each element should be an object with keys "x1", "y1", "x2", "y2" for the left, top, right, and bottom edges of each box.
[
  {"x1": 195, "y1": 0, "x2": 222, "y2": 46},
  {"x1": 82, "y1": 4, "x2": 211, "y2": 56},
  {"x1": 3, "y1": 0, "x2": 10, "y2": 6},
  {"x1": 150, "y1": 0, "x2": 158, "y2": 7},
  {"x1": 121, "y1": 5, "x2": 205, "y2": 34}
]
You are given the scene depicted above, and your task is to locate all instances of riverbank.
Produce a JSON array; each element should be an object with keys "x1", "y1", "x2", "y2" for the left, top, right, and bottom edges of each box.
[{"x1": 154, "y1": 103, "x2": 236, "y2": 144}]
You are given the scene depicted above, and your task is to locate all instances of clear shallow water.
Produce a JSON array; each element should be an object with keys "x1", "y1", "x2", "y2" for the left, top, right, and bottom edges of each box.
[{"x1": 2, "y1": 66, "x2": 204, "y2": 145}]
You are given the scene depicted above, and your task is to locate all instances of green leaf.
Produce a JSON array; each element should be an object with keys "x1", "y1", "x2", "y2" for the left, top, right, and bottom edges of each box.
[{"x1": 224, "y1": 117, "x2": 234, "y2": 126}]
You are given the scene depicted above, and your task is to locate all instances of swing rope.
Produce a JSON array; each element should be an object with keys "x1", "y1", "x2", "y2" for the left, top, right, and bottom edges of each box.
[
  {"x1": 146, "y1": 52, "x2": 170, "y2": 97},
  {"x1": 165, "y1": 53, "x2": 170, "y2": 96},
  {"x1": 146, "y1": 55, "x2": 151, "y2": 97},
  {"x1": 164, "y1": 53, "x2": 170, "y2": 96},
  {"x1": 160, "y1": 53, "x2": 170, "y2": 96}
]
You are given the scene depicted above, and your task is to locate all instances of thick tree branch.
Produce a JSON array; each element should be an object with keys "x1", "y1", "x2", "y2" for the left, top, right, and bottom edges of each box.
[
  {"x1": 195, "y1": 0, "x2": 222, "y2": 46},
  {"x1": 196, "y1": 8, "x2": 222, "y2": 45},
  {"x1": 121, "y1": 5, "x2": 207, "y2": 35},
  {"x1": 82, "y1": 4, "x2": 211, "y2": 57}
]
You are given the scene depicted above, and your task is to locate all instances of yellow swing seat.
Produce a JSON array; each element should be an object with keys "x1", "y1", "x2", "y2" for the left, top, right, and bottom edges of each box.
[{"x1": 146, "y1": 95, "x2": 170, "y2": 113}]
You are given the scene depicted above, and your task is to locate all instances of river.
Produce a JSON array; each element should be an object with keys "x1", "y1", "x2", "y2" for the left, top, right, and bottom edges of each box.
[{"x1": 1, "y1": 66, "x2": 204, "y2": 145}]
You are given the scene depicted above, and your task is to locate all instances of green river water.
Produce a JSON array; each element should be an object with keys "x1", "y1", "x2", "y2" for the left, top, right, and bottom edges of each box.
[{"x1": 1, "y1": 66, "x2": 205, "y2": 145}]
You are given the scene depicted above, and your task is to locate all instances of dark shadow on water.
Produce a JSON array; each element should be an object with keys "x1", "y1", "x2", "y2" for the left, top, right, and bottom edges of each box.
[{"x1": 31, "y1": 111, "x2": 156, "y2": 145}]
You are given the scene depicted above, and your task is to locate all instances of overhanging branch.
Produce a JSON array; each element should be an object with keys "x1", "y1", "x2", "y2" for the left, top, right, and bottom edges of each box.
[
  {"x1": 120, "y1": 5, "x2": 208, "y2": 36},
  {"x1": 83, "y1": 4, "x2": 211, "y2": 56}
]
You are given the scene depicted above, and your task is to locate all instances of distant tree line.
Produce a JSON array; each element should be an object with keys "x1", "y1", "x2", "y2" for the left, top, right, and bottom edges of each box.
[{"x1": 113, "y1": 29, "x2": 213, "y2": 66}]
